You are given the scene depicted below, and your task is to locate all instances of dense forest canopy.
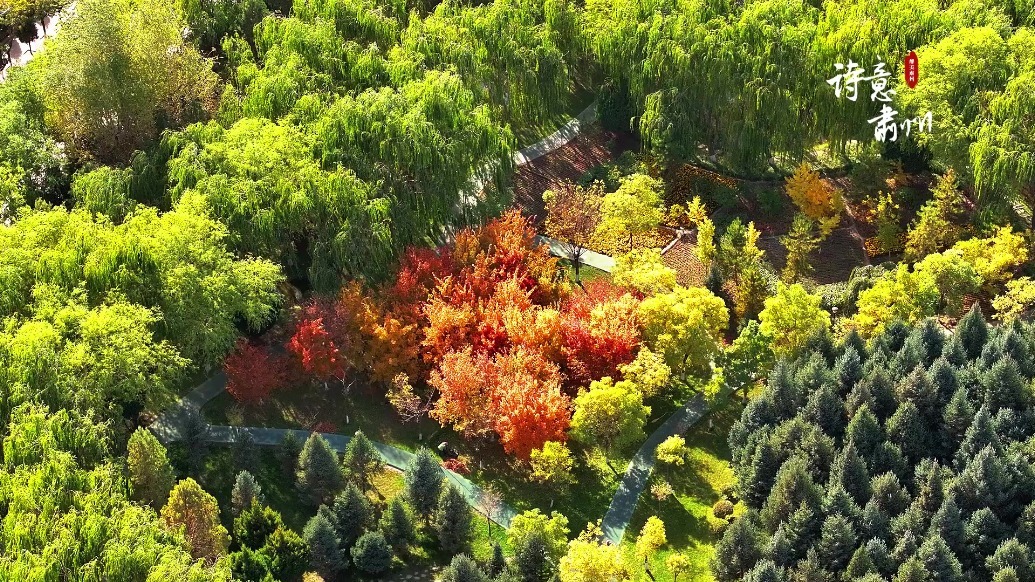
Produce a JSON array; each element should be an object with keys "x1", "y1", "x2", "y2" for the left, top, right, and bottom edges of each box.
[
  {"x1": 720, "y1": 311, "x2": 1035, "y2": 581},
  {"x1": 2, "y1": 0, "x2": 1035, "y2": 578}
]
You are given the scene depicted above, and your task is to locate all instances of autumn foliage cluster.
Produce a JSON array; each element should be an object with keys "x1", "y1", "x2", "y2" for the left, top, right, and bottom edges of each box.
[{"x1": 225, "y1": 211, "x2": 644, "y2": 458}]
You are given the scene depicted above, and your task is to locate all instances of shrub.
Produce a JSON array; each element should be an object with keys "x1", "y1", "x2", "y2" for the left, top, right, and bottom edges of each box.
[{"x1": 713, "y1": 499, "x2": 735, "y2": 519}]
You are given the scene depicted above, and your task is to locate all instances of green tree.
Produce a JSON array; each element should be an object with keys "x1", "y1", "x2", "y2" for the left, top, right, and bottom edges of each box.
[
  {"x1": 712, "y1": 515, "x2": 763, "y2": 582},
  {"x1": 514, "y1": 529, "x2": 553, "y2": 582},
  {"x1": 350, "y1": 531, "x2": 393, "y2": 575},
  {"x1": 816, "y1": 514, "x2": 856, "y2": 572},
  {"x1": 127, "y1": 427, "x2": 175, "y2": 507},
  {"x1": 487, "y1": 543, "x2": 506, "y2": 578},
  {"x1": 342, "y1": 430, "x2": 384, "y2": 492},
  {"x1": 379, "y1": 497, "x2": 417, "y2": 553},
  {"x1": 36, "y1": 0, "x2": 219, "y2": 162},
  {"x1": 0, "y1": 404, "x2": 231, "y2": 579},
  {"x1": 328, "y1": 483, "x2": 374, "y2": 550},
  {"x1": 297, "y1": 433, "x2": 345, "y2": 506},
  {"x1": 781, "y1": 213, "x2": 820, "y2": 283},
  {"x1": 234, "y1": 501, "x2": 282, "y2": 550},
  {"x1": 441, "y1": 554, "x2": 488, "y2": 582},
  {"x1": 231, "y1": 470, "x2": 263, "y2": 516},
  {"x1": 405, "y1": 447, "x2": 443, "y2": 522},
  {"x1": 436, "y1": 485, "x2": 473, "y2": 555},
  {"x1": 303, "y1": 512, "x2": 346, "y2": 580}
]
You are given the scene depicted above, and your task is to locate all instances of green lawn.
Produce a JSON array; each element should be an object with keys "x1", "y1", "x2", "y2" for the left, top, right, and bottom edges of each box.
[
  {"x1": 558, "y1": 258, "x2": 610, "y2": 286},
  {"x1": 203, "y1": 385, "x2": 625, "y2": 537},
  {"x1": 619, "y1": 393, "x2": 749, "y2": 582}
]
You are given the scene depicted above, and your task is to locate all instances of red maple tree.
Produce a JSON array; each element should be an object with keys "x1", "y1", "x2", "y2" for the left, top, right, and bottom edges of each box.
[
  {"x1": 224, "y1": 340, "x2": 286, "y2": 405},
  {"x1": 288, "y1": 317, "x2": 347, "y2": 385},
  {"x1": 560, "y1": 280, "x2": 640, "y2": 388}
]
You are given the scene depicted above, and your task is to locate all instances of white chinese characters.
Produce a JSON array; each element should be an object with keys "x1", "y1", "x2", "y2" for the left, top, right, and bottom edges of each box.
[{"x1": 827, "y1": 59, "x2": 933, "y2": 143}]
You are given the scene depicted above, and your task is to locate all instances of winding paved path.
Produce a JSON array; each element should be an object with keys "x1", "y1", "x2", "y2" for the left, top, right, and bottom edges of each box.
[
  {"x1": 600, "y1": 387, "x2": 732, "y2": 544},
  {"x1": 150, "y1": 375, "x2": 518, "y2": 528}
]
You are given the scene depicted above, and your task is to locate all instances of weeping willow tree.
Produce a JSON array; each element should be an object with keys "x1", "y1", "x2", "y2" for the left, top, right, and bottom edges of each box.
[
  {"x1": 0, "y1": 404, "x2": 231, "y2": 581},
  {"x1": 900, "y1": 26, "x2": 1035, "y2": 219},
  {"x1": 970, "y1": 30, "x2": 1035, "y2": 226},
  {"x1": 0, "y1": 204, "x2": 282, "y2": 367},
  {"x1": 585, "y1": 0, "x2": 1011, "y2": 174},
  {"x1": 401, "y1": 0, "x2": 582, "y2": 131}
]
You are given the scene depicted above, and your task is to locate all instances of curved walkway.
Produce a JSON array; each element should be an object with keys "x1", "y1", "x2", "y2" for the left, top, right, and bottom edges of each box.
[
  {"x1": 150, "y1": 374, "x2": 518, "y2": 528},
  {"x1": 600, "y1": 387, "x2": 732, "y2": 544}
]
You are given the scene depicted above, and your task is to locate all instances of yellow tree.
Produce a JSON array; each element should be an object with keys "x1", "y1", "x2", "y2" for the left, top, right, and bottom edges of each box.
[
  {"x1": 596, "y1": 174, "x2": 664, "y2": 252},
  {"x1": 635, "y1": 516, "x2": 667, "y2": 574},
  {"x1": 558, "y1": 522, "x2": 630, "y2": 582},
  {"x1": 785, "y1": 163, "x2": 843, "y2": 235},
  {"x1": 758, "y1": 283, "x2": 831, "y2": 358},
  {"x1": 529, "y1": 441, "x2": 576, "y2": 493},
  {"x1": 161, "y1": 478, "x2": 230, "y2": 564},
  {"x1": 612, "y1": 249, "x2": 677, "y2": 296},
  {"x1": 666, "y1": 553, "x2": 692, "y2": 581},
  {"x1": 544, "y1": 181, "x2": 604, "y2": 283}
]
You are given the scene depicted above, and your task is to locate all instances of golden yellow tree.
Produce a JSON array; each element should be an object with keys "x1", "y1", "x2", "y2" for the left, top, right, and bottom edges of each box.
[{"x1": 785, "y1": 163, "x2": 844, "y2": 235}]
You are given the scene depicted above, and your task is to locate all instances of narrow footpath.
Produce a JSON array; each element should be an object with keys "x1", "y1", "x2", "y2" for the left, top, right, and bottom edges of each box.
[{"x1": 151, "y1": 375, "x2": 518, "y2": 528}]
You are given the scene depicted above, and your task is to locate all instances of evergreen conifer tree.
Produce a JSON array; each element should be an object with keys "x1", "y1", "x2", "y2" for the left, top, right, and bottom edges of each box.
[
  {"x1": 380, "y1": 496, "x2": 417, "y2": 553},
  {"x1": 917, "y1": 534, "x2": 964, "y2": 582},
  {"x1": 487, "y1": 542, "x2": 506, "y2": 578},
  {"x1": 297, "y1": 432, "x2": 345, "y2": 506},
  {"x1": 513, "y1": 530, "x2": 552, "y2": 582},
  {"x1": 343, "y1": 430, "x2": 385, "y2": 491},
  {"x1": 405, "y1": 447, "x2": 444, "y2": 521},
  {"x1": 303, "y1": 512, "x2": 346, "y2": 580},
  {"x1": 329, "y1": 483, "x2": 374, "y2": 549},
  {"x1": 234, "y1": 501, "x2": 283, "y2": 550},
  {"x1": 816, "y1": 514, "x2": 857, "y2": 571},
  {"x1": 127, "y1": 428, "x2": 176, "y2": 507},
  {"x1": 845, "y1": 545, "x2": 875, "y2": 579},
  {"x1": 436, "y1": 485, "x2": 473, "y2": 555},
  {"x1": 712, "y1": 514, "x2": 763, "y2": 581},
  {"x1": 351, "y1": 531, "x2": 393, "y2": 574},
  {"x1": 955, "y1": 406, "x2": 1003, "y2": 469},
  {"x1": 742, "y1": 559, "x2": 780, "y2": 582},
  {"x1": 957, "y1": 305, "x2": 988, "y2": 361},
  {"x1": 231, "y1": 470, "x2": 263, "y2": 516},
  {"x1": 943, "y1": 388, "x2": 975, "y2": 452},
  {"x1": 441, "y1": 554, "x2": 488, "y2": 582}
]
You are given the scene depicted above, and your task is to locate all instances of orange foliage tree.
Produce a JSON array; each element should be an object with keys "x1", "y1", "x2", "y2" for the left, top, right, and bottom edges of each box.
[
  {"x1": 430, "y1": 347, "x2": 571, "y2": 458},
  {"x1": 265, "y1": 210, "x2": 644, "y2": 459}
]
